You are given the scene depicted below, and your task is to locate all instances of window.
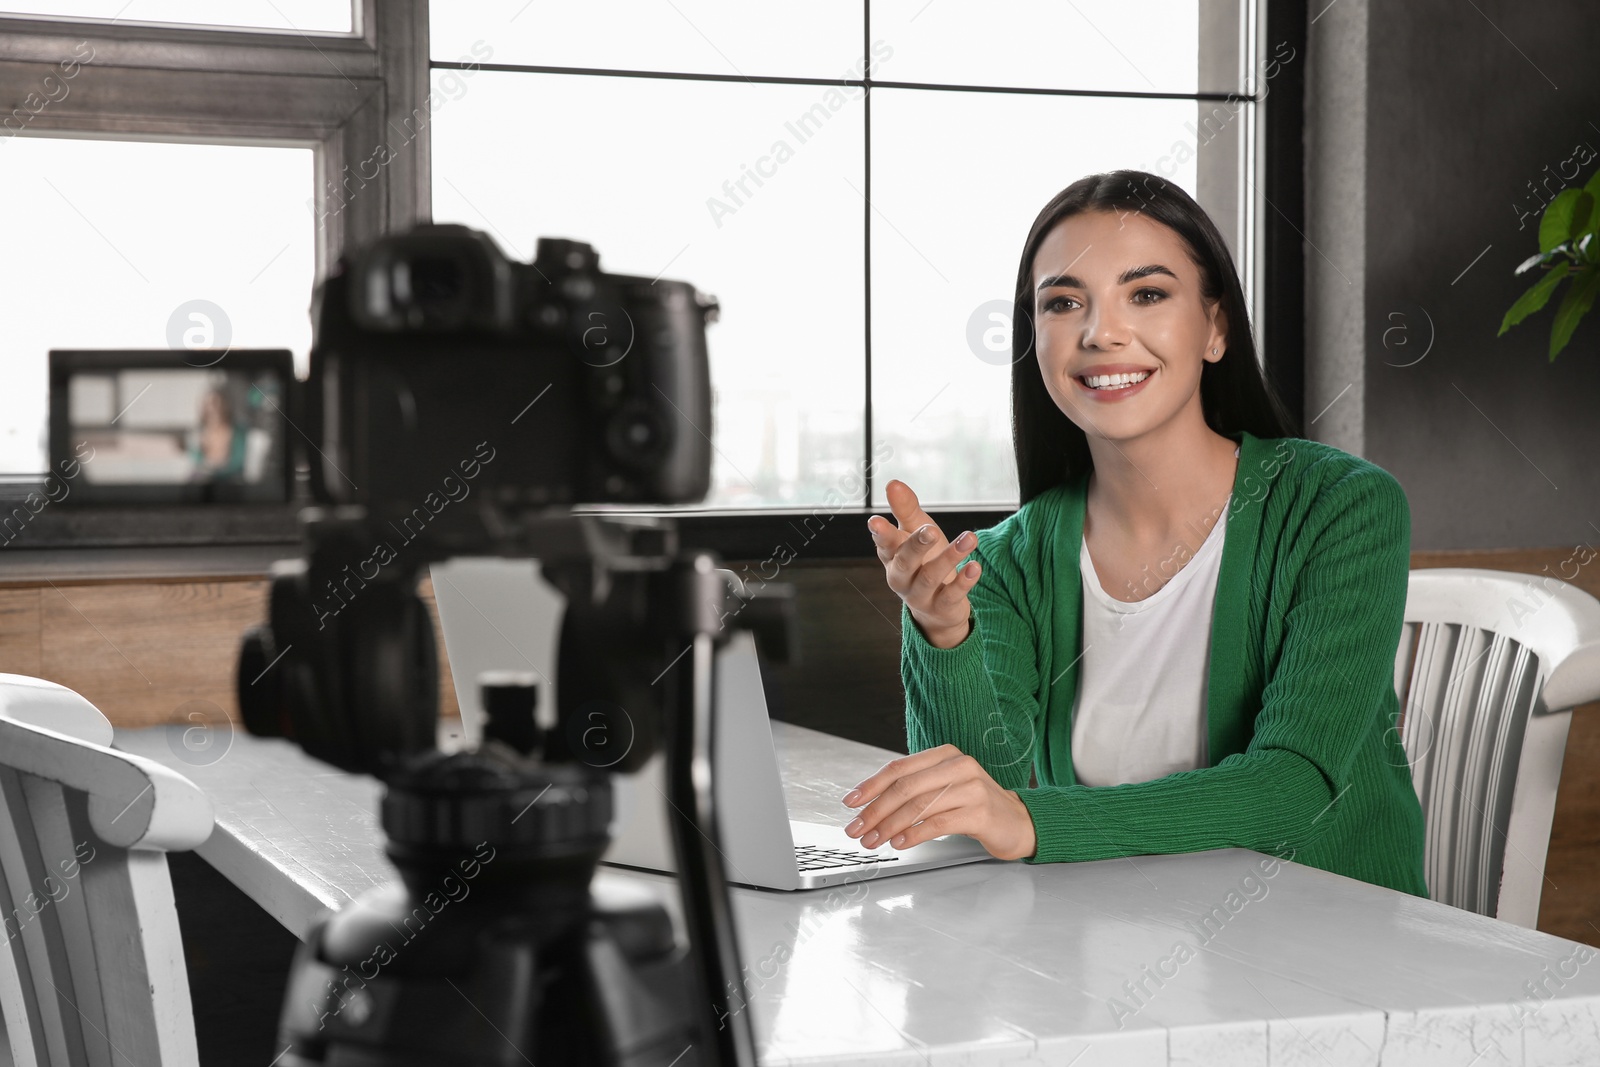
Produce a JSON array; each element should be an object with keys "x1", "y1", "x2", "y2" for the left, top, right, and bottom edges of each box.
[
  {"x1": 429, "y1": 0, "x2": 1269, "y2": 511},
  {"x1": 0, "y1": 0, "x2": 1303, "y2": 552}
]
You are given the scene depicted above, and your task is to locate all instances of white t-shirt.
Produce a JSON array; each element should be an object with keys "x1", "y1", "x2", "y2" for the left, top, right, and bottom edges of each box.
[{"x1": 1070, "y1": 487, "x2": 1232, "y2": 788}]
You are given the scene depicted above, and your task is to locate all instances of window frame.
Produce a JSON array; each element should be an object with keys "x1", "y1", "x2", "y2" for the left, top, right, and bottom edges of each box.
[{"x1": 0, "y1": 0, "x2": 1305, "y2": 561}]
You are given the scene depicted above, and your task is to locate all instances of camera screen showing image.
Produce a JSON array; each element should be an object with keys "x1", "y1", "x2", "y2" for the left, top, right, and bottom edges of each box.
[{"x1": 49, "y1": 350, "x2": 293, "y2": 504}]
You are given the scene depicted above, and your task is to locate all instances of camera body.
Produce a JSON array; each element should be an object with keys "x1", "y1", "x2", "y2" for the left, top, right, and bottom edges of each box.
[{"x1": 306, "y1": 224, "x2": 716, "y2": 546}]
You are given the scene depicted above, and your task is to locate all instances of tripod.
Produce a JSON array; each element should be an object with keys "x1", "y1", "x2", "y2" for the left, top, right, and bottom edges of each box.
[{"x1": 240, "y1": 509, "x2": 792, "y2": 1065}]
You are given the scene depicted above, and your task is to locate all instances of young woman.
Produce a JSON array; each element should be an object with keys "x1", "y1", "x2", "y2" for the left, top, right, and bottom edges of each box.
[
  {"x1": 847, "y1": 169, "x2": 1429, "y2": 898},
  {"x1": 189, "y1": 387, "x2": 247, "y2": 480}
]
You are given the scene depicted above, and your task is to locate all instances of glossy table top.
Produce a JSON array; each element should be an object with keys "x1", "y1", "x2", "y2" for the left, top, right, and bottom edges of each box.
[{"x1": 115, "y1": 720, "x2": 1600, "y2": 1066}]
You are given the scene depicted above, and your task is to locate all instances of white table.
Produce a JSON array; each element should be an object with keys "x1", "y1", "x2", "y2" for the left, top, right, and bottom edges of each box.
[{"x1": 115, "y1": 721, "x2": 1600, "y2": 1066}]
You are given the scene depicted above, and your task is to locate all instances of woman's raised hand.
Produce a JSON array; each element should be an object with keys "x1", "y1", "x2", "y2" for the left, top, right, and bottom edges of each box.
[{"x1": 866, "y1": 479, "x2": 981, "y2": 650}]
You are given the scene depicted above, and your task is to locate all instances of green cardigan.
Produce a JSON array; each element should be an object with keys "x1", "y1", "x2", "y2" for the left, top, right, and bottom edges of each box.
[{"x1": 900, "y1": 429, "x2": 1430, "y2": 897}]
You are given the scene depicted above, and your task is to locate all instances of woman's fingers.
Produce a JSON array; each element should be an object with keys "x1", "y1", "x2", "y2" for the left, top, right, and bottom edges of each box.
[
  {"x1": 870, "y1": 480, "x2": 981, "y2": 630},
  {"x1": 906, "y1": 528, "x2": 976, "y2": 596},
  {"x1": 843, "y1": 748, "x2": 970, "y2": 839},
  {"x1": 844, "y1": 748, "x2": 999, "y2": 850},
  {"x1": 840, "y1": 746, "x2": 1037, "y2": 860},
  {"x1": 858, "y1": 781, "x2": 973, "y2": 849},
  {"x1": 838, "y1": 748, "x2": 1036, "y2": 857},
  {"x1": 884, "y1": 479, "x2": 932, "y2": 535},
  {"x1": 885, "y1": 519, "x2": 954, "y2": 588},
  {"x1": 934, "y1": 554, "x2": 982, "y2": 603},
  {"x1": 878, "y1": 525, "x2": 978, "y2": 635},
  {"x1": 869, "y1": 479, "x2": 932, "y2": 564},
  {"x1": 841, "y1": 745, "x2": 959, "y2": 811},
  {"x1": 866, "y1": 514, "x2": 904, "y2": 565}
]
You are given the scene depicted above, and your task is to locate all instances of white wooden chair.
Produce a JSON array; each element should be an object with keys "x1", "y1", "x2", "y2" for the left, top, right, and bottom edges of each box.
[
  {"x1": 0, "y1": 674, "x2": 213, "y2": 1067},
  {"x1": 1395, "y1": 567, "x2": 1600, "y2": 928}
]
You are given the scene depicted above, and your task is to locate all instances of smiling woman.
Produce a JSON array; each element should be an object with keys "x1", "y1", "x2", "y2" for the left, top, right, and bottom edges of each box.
[{"x1": 857, "y1": 170, "x2": 1431, "y2": 899}]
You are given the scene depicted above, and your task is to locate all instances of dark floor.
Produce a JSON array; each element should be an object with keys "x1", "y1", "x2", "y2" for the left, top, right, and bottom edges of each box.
[{"x1": 168, "y1": 851, "x2": 299, "y2": 1066}]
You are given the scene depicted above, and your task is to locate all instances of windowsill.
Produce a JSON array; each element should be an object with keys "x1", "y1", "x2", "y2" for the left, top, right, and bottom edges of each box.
[
  {"x1": 0, "y1": 543, "x2": 294, "y2": 586},
  {"x1": 0, "y1": 503, "x2": 1019, "y2": 574},
  {"x1": 0, "y1": 502, "x2": 299, "y2": 552}
]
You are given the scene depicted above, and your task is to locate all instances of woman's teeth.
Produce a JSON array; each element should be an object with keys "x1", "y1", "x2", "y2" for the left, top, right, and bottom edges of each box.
[{"x1": 1083, "y1": 371, "x2": 1151, "y2": 390}]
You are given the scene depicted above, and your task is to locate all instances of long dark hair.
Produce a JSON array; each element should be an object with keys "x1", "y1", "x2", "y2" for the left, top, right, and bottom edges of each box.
[{"x1": 1010, "y1": 169, "x2": 1299, "y2": 506}]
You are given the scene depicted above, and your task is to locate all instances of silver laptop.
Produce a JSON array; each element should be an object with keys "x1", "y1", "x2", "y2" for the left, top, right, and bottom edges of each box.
[{"x1": 429, "y1": 558, "x2": 995, "y2": 891}]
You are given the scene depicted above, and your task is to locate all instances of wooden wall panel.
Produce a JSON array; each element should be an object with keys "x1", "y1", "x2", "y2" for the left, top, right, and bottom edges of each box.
[
  {"x1": 0, "y1": 575, "x2": 459, "y2": 731},
  {"x1": 0, "y1": 588, "x2": 41, "y2": 677},
  {"x1": 418, "y1": 577, "x2": 461, "y2": 725},
  {"x1": 37, "y1": 580, "x2": 267, "y2": 727},
  {"x1": 1546, "y1": 718, "x2": 1600, "y2": 947}
]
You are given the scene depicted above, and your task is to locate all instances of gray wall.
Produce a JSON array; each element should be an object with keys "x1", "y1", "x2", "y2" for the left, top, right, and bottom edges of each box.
[{"x1": 1307, "y1": 0, "x2": 1600, "y2": 552}]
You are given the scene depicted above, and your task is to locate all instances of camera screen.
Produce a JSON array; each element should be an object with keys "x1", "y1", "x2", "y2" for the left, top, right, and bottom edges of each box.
[{"x1": 49, "y1": 351, "x2": 294, "y2": 504}]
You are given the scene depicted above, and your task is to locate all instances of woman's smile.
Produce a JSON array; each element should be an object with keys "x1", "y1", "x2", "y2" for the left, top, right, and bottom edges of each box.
[{"x1": 1073, "y1": 364, "x2": 1157, "y2": 401}]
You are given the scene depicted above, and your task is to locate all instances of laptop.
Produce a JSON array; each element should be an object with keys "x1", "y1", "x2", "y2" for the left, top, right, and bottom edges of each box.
[{"x1": 429, "y1": 558, "x2": 996, "y2": 891}]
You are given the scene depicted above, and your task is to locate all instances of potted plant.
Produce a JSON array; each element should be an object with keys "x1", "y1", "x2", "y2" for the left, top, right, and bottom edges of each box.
[{"x1": 1500, "y1": 166, "x2": 1600, "y2": 359}]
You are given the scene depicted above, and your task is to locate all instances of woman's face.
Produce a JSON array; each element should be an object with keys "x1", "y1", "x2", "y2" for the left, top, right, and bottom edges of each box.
[{"x1": 1030, "y1": 209, "x2": 1227, "y2": 445}]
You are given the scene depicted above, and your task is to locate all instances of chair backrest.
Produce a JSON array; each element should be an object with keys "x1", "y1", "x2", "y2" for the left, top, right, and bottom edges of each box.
[
  {"x1": 1394, "y1": 568, "x2": 1600, "y2": 928},
  {"x1": 0, "y1": 674, "x2": 213, "y2": 1067}
]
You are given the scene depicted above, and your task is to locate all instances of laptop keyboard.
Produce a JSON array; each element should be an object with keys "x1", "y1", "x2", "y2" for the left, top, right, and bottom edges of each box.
[{"x1": 794, "y1": 844, "x2": 901, "y2": 871}]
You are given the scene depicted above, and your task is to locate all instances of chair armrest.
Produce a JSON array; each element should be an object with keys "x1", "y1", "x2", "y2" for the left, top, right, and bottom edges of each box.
[
  {"x1": 0, "y1": 716, "x2": 213, "y2": 852},
  {"x1": 1544, "y1": 639, "x2": 1600, "y2": 712},
  {"x1": 0, "y1": 672, "x2": 115, "y2": 746}
]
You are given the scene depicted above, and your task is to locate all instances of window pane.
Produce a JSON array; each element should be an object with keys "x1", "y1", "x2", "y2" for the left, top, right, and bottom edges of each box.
[
  {"x1": 871, "y1": 0, "x2": 1223, "y2": 95},
  {"x1": 0, "y1": 138, "x2": 315, "y2": 476},
  {"x1": 431, "y1": 0, "x2": 864, "y2": 81},
  {"x1": 430, "y1": 69, "x2": 866, "y2": 509},
  {"x1": 869, "y1": 90, "x2": 1234, "y2": 508},
  {"x1": 0, "y1": 1, "x2": 354, "y2": 33}
]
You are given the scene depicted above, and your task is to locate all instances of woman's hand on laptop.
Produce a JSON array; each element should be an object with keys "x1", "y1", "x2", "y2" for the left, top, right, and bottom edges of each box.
[
  {"x1": 840, "y1": 743, "x2": 1037, "y2": 861},
  {"x1": 868, "y1": 479, "x2": 981, "y2": 651}
]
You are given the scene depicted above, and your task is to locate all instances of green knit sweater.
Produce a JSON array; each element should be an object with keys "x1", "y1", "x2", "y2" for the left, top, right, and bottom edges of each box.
[{"x1": 900, "y1": 429, "x2": 1430, "y2": 897}]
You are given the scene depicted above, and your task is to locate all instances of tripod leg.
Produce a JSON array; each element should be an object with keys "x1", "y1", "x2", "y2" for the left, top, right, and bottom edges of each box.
[{"x1": 663, "y1": 556, "x2": 757, "y2": 1067}]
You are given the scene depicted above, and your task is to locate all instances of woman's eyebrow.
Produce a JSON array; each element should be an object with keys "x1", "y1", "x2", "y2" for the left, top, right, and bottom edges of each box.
[
  {"x1": 1036, "y1": 264, "x2": 1179, "y2": 290},
  {"x1": 1119, "y1": 264, "x2": 1179, "y2": 285}
]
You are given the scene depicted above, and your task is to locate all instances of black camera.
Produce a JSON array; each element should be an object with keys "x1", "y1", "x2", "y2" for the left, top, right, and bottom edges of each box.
[{"x1": 306, "y1": 224, "x2": 716, "y2": 543}]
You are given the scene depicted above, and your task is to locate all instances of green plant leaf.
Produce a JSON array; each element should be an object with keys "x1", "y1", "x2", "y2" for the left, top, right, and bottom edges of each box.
[
  {"x1": 1500, "y1": 266, "x2": 1569, "y2": 335},
  {"x1": 1571, "y1": 191, "x2": 1596, "y2": 240},
  {"x1": 1548, "y1": 265, "x2": 1600, "y2": 360},
  {"x1": 1584, "y1": 165, "x2": 1600, "y2": 207},
  {"x1": 1579, "y1": 174, "x2": 1600, "y2": 240},
  {"x1": 1540, "y1": 188, "x2": 1586, "y2": 252}
]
